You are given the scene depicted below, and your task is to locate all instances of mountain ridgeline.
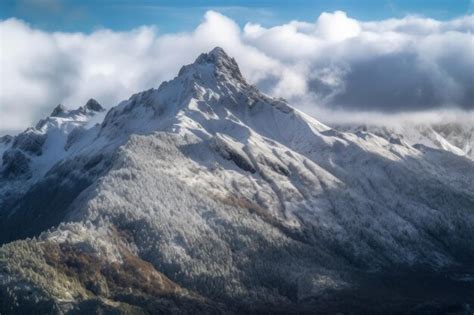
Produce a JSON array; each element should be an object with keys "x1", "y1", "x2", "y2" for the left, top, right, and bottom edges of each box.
[{"x1": 0, "y1": 48, "x2": 473, "y2": 314}]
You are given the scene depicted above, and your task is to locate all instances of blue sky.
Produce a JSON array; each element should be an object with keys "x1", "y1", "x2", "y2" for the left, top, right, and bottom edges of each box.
[{"x1": 1, "y1": 0, "x2": 472, "y2": 33}]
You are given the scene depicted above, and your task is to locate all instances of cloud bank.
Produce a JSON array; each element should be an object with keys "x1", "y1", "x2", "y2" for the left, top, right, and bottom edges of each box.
[{"x1": 1, "y1": 11, "x2": 473, "y2": 133}]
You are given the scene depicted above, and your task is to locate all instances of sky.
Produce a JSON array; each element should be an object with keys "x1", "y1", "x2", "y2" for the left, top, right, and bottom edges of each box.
[
  {"x1": 1, "y1": 0, "x2": 472, "y2": 33},
  {"x1": 0, "y1": 0, "x2": 473, "y2": 134}
]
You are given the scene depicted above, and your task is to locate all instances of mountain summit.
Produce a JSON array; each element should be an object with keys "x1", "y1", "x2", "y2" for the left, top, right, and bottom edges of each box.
[
  {"x1": 191, "y1": 46, "x2": 246, "y2": 82},
  {"x1": 1, "y1": 48, "x2": 473, "y2": 314}
]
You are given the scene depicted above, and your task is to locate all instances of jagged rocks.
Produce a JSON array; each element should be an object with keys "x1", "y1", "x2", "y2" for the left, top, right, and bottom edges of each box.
[
  {"x1": 210, "y1": 135, "x2": 256, "y2": 173},
  {"x1": 12, "y1": 129, "x2": 46, "y2": 156},
  {"x1": 0, "y1": 135, "x2": 13, "y2": 146},
  {"x1": 50, "y1": 104, "x2": 67, "y2": 117},
  {"x1": 1, "y1": 149, "x2": 31, "y2": 178},
  {"x1": 83, "y1": 98, "x2": 105, "y2": 112}
]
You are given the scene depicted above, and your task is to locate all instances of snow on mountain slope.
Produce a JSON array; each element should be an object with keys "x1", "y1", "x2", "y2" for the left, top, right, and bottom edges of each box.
[
  {"x1": 0, "y1": 99, "x2": 106, "y2": 239},
  {"x1": 432, "y1": 122, "x2": 474, "y2": 159},
  {"x1": 1, "y1": 48, "x2": 473, "y2": 314},
  {"x1": 0, "y1": 99, "x2": 105, "y2": 180},
  {"x1": 335, "y1": 122, "x2": 474, "y2": 160}
]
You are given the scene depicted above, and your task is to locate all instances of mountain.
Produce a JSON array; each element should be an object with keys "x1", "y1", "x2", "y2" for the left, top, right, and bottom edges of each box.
[
  {"x1": 334, "y1": 122, "x2": 474, "y2": 160},
  {"x1": 0, "y1": 99, "x2": 105, "y2": 179},
  {"x1": 0, "y1": 99, "x2": 105, "y2": 241},
  {"x1": 1, "y1": 47, "x2": 473, "y2": 314}
]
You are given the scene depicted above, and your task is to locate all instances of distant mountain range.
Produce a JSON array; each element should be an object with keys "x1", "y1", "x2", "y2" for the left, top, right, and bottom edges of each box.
[
  {"x1": 1, "y1": 48, "x2": 473, "y2": 314},
  {"x1": 334, "y1": 122, "x2": 473, "y2": 160}
]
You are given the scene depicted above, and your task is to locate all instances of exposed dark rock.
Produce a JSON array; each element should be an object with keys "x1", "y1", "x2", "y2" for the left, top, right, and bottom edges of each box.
[
  {"x1": 50, "y1": 104, "x2": 67, "y2": 117},
  {"x1": 12, "y1": 130, "x2": 46, "y2": 155},
  {"x1": 83, "y1": 98, "x2": 105, "y2": 112},
  {"x1": 1, "y1": 149, "x2": 31, "y2": 178},
  {"x1": 0, "y1": 135, "x2": 13, "y2": 145},
  {"x1": 211, "y1": 137, "x2": 256, "y2": 173},
  {"x1": 65, "y1": 127, "x2": 86, "y2": 150}
]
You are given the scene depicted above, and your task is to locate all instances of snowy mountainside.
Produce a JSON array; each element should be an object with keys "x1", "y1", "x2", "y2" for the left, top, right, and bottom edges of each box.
[
  {"x1": 0, "y1": 99, "x2": 105, "y2": 180},
  {"x1": 1, "y1": 48, "x2": 473, "y2": 314},
  {"x1": 431, "y1": 122, "x2": 474, "y2": 159},
  {"x1": 335, "y1": 122, "x2": 474, "y2": 160},
  {"x1": 0, "y1": 99, "x2": 106, "y2": 242}
]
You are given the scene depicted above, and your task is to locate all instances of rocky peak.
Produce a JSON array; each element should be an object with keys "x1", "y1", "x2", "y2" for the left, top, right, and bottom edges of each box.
[
  {"x1": 50, "y1": 104, "x2": 68, "y2": 117},
  {"x1": 195, "y1": 47, "x2": 234, "y2": 66},
  {"x1": 178, "y1": 47, "x2": 246, "y2": 86},
  {"x1": 84, "y1": 98, "x2": 105, "y2": 112}
]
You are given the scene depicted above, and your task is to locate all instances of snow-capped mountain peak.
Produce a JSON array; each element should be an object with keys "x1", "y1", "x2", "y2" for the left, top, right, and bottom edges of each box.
[
  {"x1": 1, "y1": 99, "x2": 106, "y2": 181},
  {"x1": 47, "y1": 98, "x2": 105, "y2": 120},
  {"x1": 174, "y1": 46, "x2": 248, "y2": 96},
  {"x1": 192, "y1": 46, "x2": 245, "y2": 83},
  {"x1": 99, "y1": 46, "x2": 325, "y2": 142}
]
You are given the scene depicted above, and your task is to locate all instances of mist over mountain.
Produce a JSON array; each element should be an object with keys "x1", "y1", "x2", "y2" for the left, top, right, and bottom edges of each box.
[{"x1": 0, "y1": 48, "x2": 473, "y2": 314}]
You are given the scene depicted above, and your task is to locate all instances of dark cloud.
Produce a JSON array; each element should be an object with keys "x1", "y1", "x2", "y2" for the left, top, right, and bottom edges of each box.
[
  {"x1": 243, "y1": 12, "x2": 474, "y2": 113},
  {"x1": 323, "y1": 52, "x2": 473, "y2": 112}
]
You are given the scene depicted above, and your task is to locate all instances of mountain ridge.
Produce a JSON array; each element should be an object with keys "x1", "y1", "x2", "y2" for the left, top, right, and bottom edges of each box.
[{"x1": 335, "y1": 122, "x2": 474, "y2": 160}]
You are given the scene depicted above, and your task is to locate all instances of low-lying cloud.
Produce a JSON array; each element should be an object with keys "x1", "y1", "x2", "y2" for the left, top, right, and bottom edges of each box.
[{"x1": 0, "y1": 10, "x2": 473, "y2": 134}]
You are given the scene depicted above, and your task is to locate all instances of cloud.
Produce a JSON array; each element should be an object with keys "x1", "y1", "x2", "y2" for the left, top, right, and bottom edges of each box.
[
  {"x1": 242, "y1": 12, "x2": 474, "y2": 113},
  {"x1": 0, "y1": 11, "x2": 473, "y2": 134}
]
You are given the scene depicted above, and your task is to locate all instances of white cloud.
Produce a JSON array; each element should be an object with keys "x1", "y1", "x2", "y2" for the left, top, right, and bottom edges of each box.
[
  {"x1": 316, "y1": 11, "x2": 361, "y2": 41},
  {"x1": 0, "y1": 11, "x2": 473, "y2": 134}
]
